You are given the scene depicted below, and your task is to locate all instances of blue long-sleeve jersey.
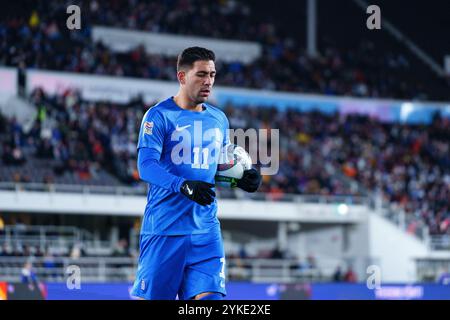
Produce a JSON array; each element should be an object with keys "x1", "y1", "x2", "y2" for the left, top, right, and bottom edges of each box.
[{"x1": 137, "y1": 97, "x2": 230, "y2": 235}]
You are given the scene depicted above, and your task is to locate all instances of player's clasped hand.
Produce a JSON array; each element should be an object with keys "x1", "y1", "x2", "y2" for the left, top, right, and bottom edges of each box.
[
  {"x1": 237, "y1": 169, "x2": 262, "y2": 193},
  {"x1": 180, "y1": 180, "x2": 216, "y2": 206}
]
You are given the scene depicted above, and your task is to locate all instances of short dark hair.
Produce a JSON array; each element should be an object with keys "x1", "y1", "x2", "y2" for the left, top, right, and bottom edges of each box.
[{"x1": 177, "y1": 47, "x2": 215, "y2": 71}]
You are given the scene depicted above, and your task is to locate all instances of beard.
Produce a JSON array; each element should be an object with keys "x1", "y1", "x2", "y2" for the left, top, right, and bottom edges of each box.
[
  {"x1": 196, "y1": 96, "x2": 207, "y2": 103},
  {"x1": 193, "y1": 91, "x2": 209, "y2": 104}
]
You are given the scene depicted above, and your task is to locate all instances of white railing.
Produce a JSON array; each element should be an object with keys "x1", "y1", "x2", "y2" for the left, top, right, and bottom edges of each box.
[
  {"x1": 0, "y1": 256, "x2": 137, "y2": 283},
  {"x1": 416, "y1": 258, "x2": 450, "y2": 282},
  {"x1": 0, "y1": 224, "x2": 112, "y2": 255},
  {"x1": 0, "y1": 182, "x2": 148, "y2": 196},
  {"x1": 0, "y1": 181, "x2": 368, "y2": 204},
  {"x1": 429, "y1": 235, "x2": 450, "y2": 251},
  {"x1": 0, "y1": 256, "x2": 329, "y2": 283},
  {"x1": 227, "y1": 258, "x2": 327, "y2": 283}
]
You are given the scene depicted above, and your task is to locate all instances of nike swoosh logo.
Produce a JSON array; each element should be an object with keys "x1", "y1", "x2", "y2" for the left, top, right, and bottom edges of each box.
[
  {"x1": 186, "y1": 185, "x2": 193, "y2": 195},
  {"x1": 176, "y1": 124, "x2": 191, "y2": 132}
]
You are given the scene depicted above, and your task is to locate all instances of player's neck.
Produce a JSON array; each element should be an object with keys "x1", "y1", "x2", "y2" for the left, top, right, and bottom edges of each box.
[{"x1": 173, "y1": 94, "x2": 203, "y2": 112}]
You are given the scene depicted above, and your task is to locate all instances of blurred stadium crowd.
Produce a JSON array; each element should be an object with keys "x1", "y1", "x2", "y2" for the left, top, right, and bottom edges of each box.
[
  {"x1": 1, "y1": 88, "x2": 449, "y2": 235},
  {"x1": 1, "y1": 0, "x2": 449, "y2": 100},
  {"x1": 0, "y1": 0, "x2": 449, "y2": 285}
]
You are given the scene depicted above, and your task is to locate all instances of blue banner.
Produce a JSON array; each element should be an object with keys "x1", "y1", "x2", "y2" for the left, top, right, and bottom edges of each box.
[{"x1": 44, "y1": 282, "x2": 450, "y2": 300}]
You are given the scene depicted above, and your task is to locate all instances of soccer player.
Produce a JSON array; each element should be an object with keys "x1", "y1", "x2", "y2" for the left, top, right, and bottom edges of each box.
[{"x1": 131, "y1": 47, "x2": 261, "y2": 300}]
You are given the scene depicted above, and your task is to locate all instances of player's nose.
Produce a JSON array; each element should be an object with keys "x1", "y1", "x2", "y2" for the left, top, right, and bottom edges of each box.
[{"x1": 203, "y1": 75, "x2": 213, "y2": 86}]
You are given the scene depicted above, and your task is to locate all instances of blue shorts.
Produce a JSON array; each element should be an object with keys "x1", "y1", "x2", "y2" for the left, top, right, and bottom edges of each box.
[{"x1": 130, "y1": 228, "x2": 226, "y2": 300}]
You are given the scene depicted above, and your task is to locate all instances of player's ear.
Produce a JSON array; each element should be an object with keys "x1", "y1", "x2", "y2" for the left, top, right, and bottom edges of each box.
[{"x1": 177, "y1": 70, "x2": 186, "y2": 85}]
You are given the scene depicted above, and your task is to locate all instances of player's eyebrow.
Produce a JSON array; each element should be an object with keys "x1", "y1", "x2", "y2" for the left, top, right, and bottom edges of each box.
[{"x1": 196, "y1": 70, "x2": 216, "y2": 75}]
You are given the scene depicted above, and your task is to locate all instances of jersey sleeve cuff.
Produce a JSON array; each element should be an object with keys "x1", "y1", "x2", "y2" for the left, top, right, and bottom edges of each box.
[{"x1": 174, "y1": 177, "x2": 186, "y2": 193}]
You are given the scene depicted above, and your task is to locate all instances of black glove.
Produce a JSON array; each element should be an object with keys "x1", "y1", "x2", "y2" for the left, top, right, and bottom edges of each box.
[
  {"x1": 237, "y1": 168, "x2": 261, "y2": 193},
  {"x1": 180, "y1": 180, "x2": 216, "y2": 206}
]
